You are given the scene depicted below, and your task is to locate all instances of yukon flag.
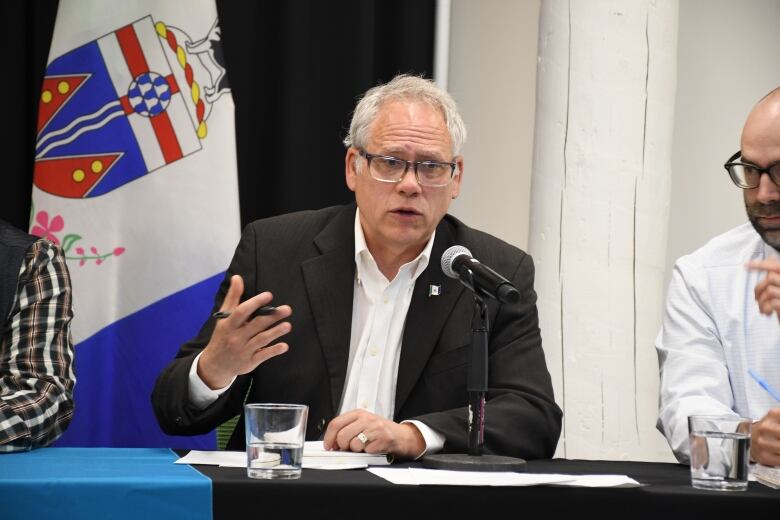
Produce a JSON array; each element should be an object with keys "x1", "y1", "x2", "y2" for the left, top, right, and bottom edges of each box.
[{"x1": 30, "y1": 0, "x2": 240, "y2": 448}]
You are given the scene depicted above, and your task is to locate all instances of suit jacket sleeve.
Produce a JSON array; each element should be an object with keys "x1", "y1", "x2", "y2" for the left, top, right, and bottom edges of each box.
[
  {"x1": 151, "y1": 224, "x2": 258, "y2": 436},
  {"x1": 411, "y1": 253, "x2": 562, "y2": 460}
]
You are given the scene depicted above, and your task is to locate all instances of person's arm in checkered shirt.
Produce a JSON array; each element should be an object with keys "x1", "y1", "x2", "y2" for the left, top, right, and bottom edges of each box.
[{"x1": 0, "y1": 239, "x2": 75, "y2": 451}]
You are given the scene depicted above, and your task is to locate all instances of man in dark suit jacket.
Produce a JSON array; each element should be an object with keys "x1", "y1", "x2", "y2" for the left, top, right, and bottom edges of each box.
[{"x1": 152, "y1": 75, "x2": 561, "y2": 460}]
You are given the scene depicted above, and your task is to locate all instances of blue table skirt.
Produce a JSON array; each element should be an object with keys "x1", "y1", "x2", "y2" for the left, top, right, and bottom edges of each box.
[{"x1": 0, "y1": 448, "x2": 211, "y2": 519}]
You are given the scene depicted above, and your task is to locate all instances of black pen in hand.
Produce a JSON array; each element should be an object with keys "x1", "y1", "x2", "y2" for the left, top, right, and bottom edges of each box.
[{"x1": 212, "y1": 305, "x2": 278, "y2": 320}]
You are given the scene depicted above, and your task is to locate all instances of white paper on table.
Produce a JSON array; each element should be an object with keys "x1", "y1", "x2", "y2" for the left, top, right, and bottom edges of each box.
[
  {"x1": 175, "y1": 441, "x2": 388, "y2": 470},
  {"x1": 303, "y1": 463, "x2": 369, "y2": 470},
  {"x1": 367, "y1": 468, "x2": 641, "y2": 487},
  {"x1": 751, "y1": 463, "x2": 780, "y2": 488},
  {"x1": 549, "y1": 474, "x2": 641, "y2": 488},
  {"x1": 302, "y1": 441, "x2": 389, "y2": 465},
  {"x1": 367, "y1": 468, "x2": 575, "y2": 486},
  {"x1": 175, "y1": 450, "x2": 245, "y2": 467}
]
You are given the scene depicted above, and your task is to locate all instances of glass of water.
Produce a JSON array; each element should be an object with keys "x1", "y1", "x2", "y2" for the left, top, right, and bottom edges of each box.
[
  {"x1": 688, "y1": 414, "x2": 751, "y2": 491},
  {"x1": 245, "y1": 403, "x2": 309, "y2": 479}
]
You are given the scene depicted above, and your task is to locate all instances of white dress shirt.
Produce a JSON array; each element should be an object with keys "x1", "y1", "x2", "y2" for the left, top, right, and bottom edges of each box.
[
  {"x1": 656, "y1": 222, "x2": 780, "y2": 463},
  {"x1": 188, "y1": 209, "x2": 445, "y2": 455}
]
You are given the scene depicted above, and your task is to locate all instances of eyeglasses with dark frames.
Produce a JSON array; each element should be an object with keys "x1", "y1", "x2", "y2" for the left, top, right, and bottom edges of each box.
[
  {"x1": 358, "y1": 150, "x2": 458, "y2": 188},
  {"x1": 724, "y1": 150, "x2": 780, "y2": 189}
]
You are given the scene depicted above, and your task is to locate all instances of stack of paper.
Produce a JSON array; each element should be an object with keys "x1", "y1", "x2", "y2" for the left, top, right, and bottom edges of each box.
[
  {"x1": 753, "y1": 464, "x2": 780, "y2": 489},
  {"x1": 174, "y1": 441, "x2": 390, "y2": 470},
  {"x1": 303, "y1": 441, "x2": 390, "y2": 468}
]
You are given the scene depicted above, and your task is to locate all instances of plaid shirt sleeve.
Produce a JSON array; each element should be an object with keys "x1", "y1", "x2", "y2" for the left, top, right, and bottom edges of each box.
[{"x1": 0, "y1": 239, "x2": 75, "y2": 452}]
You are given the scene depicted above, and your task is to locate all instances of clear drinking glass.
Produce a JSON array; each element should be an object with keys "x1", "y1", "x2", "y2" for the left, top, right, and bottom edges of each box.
[
  {"x1": 688, "y1": 414, "x2": 751, "y2": 491},
  {"x1": 245, "y1": 403, "x2": 308, "y2": 479}
]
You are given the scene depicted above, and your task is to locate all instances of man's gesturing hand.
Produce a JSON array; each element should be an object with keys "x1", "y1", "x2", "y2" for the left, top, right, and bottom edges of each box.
[
  {"x1": 747, "y1": 258, "x2": 780, "y2": 321},
  {"x1": 198, "y1": 275, "x2": 292, "y2": 389}
]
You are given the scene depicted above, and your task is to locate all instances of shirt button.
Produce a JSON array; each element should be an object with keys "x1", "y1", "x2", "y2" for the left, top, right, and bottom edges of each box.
[
  {"x1": 369, "y1": 347, "x2": 379, "y2": 357},
  {"x1": 383, "y1": 297, "x2": 389, "y2": 304},
  {"x1": 360, "y1": 400, "x2": 369, "y2": 409}
]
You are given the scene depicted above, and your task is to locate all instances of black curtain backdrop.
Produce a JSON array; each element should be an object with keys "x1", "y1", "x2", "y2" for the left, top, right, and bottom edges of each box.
[
  {"x1": 2, "y1": 0, "x2": 435, "y2": 231},
  {"x1": 3, "y1": 1, "x2": 58, "y2": 231}
]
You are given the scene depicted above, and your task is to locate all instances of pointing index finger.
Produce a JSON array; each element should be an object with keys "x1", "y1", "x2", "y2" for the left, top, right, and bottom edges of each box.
[
  {"x1": 746, "y1": 258, "x2": 780, "y2": 273},
  {"x1": 219, "y1": 275, "x2": 244, "y2": 315}
]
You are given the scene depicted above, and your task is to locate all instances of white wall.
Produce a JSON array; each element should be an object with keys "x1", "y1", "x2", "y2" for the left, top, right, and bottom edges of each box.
[
  {"x1": 447, "y1": 0, "x2": 540, "y2": 251},
  {"x1": 667, "y1": 0, "x2": 780, "y2": 275}
]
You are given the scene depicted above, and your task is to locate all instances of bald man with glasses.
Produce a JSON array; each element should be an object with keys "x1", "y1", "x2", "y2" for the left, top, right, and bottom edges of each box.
[
  {"x1": 657, "y1": 87, "x2": 780, "y2": 466},
  {"x1": 152, "y1": 74, "x2": 561, "y2": 461}
]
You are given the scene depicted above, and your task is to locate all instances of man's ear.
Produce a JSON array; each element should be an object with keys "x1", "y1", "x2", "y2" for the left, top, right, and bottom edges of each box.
[
  {"x1": 345, "y1": 148, "x2": 358, "y2": 192},
  {"x1": 451, "y1": 156, "x2": 464, "y2": 199}
]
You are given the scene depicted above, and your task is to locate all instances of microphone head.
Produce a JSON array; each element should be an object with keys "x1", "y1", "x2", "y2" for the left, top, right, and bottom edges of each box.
[{"x1": 441, "y1": 245, "x2": 472, "y2": 279}]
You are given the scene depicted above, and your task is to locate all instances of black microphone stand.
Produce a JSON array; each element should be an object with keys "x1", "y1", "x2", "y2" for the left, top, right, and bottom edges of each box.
[{"x1": 422, "y1": 267, "x2": 526, "y2": 471}]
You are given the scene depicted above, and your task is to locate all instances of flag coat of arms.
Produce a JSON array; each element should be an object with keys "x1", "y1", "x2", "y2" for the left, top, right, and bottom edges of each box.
[{"x1": 31, "y1": 0, "x2": 240, "y2": 448}]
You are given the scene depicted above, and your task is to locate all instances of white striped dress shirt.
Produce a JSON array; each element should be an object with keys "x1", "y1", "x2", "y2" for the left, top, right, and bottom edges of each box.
[{"x1": 657, "y1": 222, "x2": 780, "y2": 462}]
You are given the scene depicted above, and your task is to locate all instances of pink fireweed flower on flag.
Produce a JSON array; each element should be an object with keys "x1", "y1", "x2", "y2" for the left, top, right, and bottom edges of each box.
[{"x1": 30, "y1": 211, "x2": 64, "y2": 244}]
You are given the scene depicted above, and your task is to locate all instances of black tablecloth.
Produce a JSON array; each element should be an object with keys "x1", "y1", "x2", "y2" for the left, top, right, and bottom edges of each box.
[{"x1": 194, "y1": 458, "x2": 779, "y2": 518}]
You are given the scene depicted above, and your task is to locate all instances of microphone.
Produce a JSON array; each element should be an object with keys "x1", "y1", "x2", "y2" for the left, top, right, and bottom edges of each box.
[
  {"x1": 424, "y1": 246, "x2": 527, "y2": 471},
  {"x1": 441, "y1": 245, "x2": 520, "y2": 304}
]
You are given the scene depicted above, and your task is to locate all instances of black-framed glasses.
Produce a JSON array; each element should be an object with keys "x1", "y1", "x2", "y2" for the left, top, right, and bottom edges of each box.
[
  {"x1": 358, "y1": 150, "x2": 458, "y2": 188},
  {"x1": 724, "y1": 150, "x2": 780, "y2": 189}
]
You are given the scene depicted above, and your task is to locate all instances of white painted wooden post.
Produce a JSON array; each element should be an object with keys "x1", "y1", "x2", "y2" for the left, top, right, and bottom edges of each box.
[{"x1": 529, "y1": 0, "x2": 678, "y2": 461}]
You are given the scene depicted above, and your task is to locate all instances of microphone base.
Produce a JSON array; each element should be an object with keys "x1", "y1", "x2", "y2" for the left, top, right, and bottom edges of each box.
[{"x1": 422, "y1": 453, "x2": 526, "y2": 472}]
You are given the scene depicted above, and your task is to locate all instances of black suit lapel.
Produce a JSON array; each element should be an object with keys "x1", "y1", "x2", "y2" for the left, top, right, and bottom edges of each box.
[
  {"x1": 395, "y1": 220, "x2": 464, "y2": 415},
  {"x1": 301, "y1": 206, "x2": 356, "y2": 414}
]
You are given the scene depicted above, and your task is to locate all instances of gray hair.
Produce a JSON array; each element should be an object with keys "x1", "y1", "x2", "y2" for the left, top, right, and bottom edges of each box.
[{"x1": 343, "y1": 74, "x2": 467, "y2": 156}]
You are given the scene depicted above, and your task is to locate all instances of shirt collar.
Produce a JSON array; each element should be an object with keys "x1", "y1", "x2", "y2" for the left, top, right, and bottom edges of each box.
[
  {"x1": 353, "y1": 208, "x2": 435, "y2": 283},
  {"x1": 764, "y1": 239, "x2": 780, "y2": 260}
]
